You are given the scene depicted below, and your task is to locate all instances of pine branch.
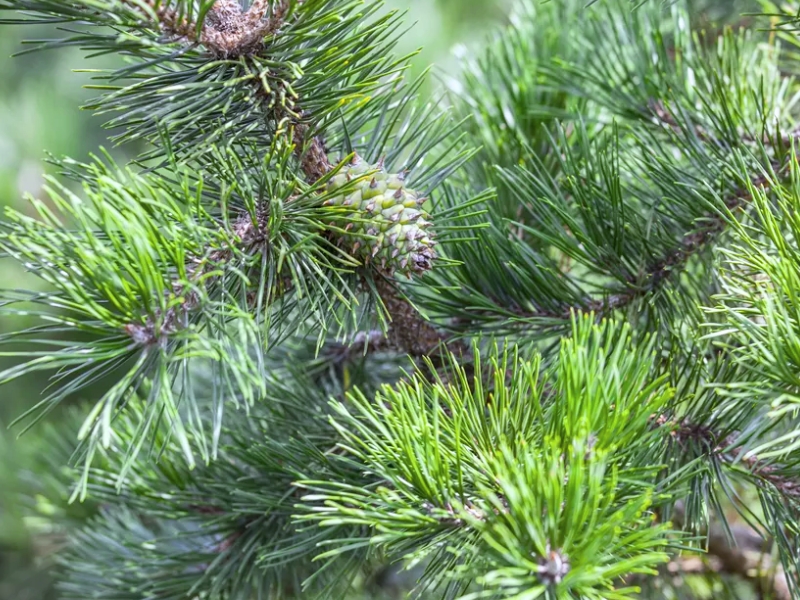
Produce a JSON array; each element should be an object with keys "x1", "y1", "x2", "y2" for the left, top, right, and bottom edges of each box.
[
  {"x1": 660, "y1": 415, "x2": 800, "y2": 597},
  {"x1": 15, "y1": 2, "x2": 800, "y2": 598},
  {"x1": 463, "y1": 165, "x2": 771, "y2": 326},
  {"x1": 0, "y1": 0, "x2": 473, "y2": 359},
  {"x1": 569, "y1": 94, "x2": 789, "y2": 321},
  {"x1": 1, "y1": 0, "x2": 418, "y2": 167},
  {"x1": 579, "y1": 99, "x2": 783, "y2": 318},
  {"x1": 665, "y1": 417, "x2": 800, "y2": 503},
  {"x1": 54, "y1": 362, "x2": 378, "y2": 599},
  {"x1": 299, "y1": 319, "x2": 675, "y2": 598},
  {"x1": 587, "y1": 171, "x2": 772, "y2": 320},
  {"x1": 0, "y1": 148, "x2": 389, "y2": 493},
  {"x1": 424, "y1": 0, "x2": 799, "y2": 343},
  {"x1": 668, "y1": 504, "x2": 792, "y2": 600},
  {"x1": 195, "y1": 1, "x2": 458, "y2": 358}
]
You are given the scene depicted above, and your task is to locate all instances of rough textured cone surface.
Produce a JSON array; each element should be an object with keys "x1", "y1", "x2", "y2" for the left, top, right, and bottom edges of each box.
[{"x1": 322, "y1": 155, "x2": 436, "y2": 275}]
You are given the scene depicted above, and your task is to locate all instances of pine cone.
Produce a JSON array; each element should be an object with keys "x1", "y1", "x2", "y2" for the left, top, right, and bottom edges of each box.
[{"x1": 322, "y1": 155, "x2": 436, "y2": 275}]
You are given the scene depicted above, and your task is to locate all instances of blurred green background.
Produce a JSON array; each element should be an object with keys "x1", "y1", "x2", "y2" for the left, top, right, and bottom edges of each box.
[{"x1": 0, "y1": 1, "x2": 509, "y2": 597}]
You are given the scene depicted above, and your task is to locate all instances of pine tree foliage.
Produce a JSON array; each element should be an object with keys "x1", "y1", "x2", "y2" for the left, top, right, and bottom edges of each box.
[
  {"x1": 300, "y1": 320, "x2": 674, "y2": 599},
  {"x1": 2, "y1": 0, "x2": 800, "y2": 599},
  {"x1": 428, "y1": 0, "x2": 798, "y2": 345}
]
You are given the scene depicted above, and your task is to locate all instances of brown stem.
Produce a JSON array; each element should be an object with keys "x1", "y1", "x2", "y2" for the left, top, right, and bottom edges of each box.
[
  {"x1": 588, "y1": 172, "x2": 767, "y2": 319},
  {"x1": 372, "y1": 277, "x2": 466, "y2": 358},
  {"x1": 292, "y1": 123, "x2": 332, "y2": 183}
]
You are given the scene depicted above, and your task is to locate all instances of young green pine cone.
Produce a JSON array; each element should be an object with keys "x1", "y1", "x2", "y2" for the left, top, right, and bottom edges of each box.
[{"x1": 322, "y1": 155, "x2": 436, "y2": 276}]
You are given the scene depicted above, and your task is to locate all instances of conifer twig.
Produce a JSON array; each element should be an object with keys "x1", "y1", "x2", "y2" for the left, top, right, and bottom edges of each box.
[
  {"x1": 667, "y1": 418, "x2": 800, "y2": 501},
  {"x1": 659, "y1": 418, "x2": 798, "y2": 597},
  {"x1": 498, "y1": 103, "x2": 788, "y2": 324},
  {"x1": 585, "y1": 95, "x2": 788, "y2": 319},
  {"x1": 668, "y1": 502, "x2": 792, "y2": 600},
  {"x1": 588, "y1": 171, "x2": 769, "y2": 318},
  {"x1": 490, "y1": 170, "x2": 766, "y2": 325}
]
